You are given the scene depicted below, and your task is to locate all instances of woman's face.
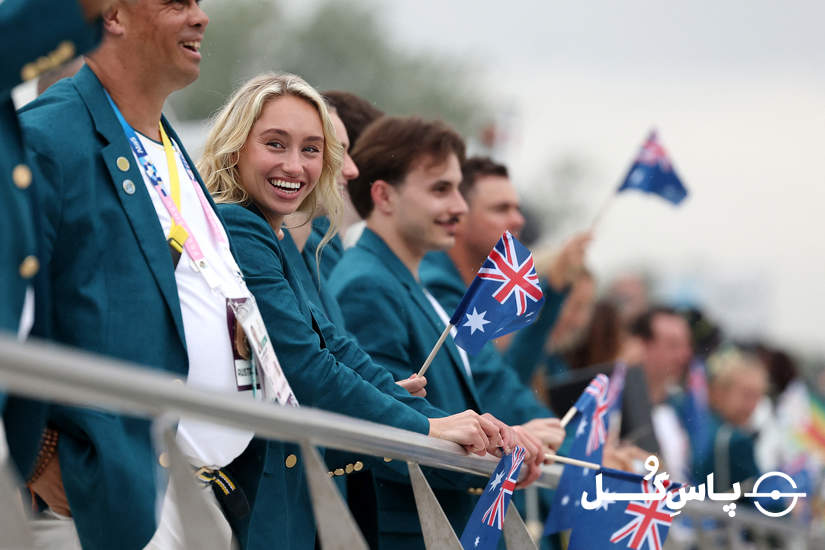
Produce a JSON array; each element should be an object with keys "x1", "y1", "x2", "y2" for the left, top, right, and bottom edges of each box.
[{"x1": 238, "y1": 94, "x2": 325, "y2": 225}]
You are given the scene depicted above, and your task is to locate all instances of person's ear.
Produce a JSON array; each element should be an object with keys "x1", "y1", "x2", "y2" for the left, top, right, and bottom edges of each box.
[
  {"x1": 370, "y1": 180, "x2": 396, "y2": 216},
  {"x1": 102, "y1": 4, "x2": 127, "y2": 36}
]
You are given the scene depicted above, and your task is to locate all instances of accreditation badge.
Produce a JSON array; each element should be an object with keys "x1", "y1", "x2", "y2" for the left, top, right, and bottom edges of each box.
[{"x1": 226, "y1": 296, "x2": 299, "y2": 407}]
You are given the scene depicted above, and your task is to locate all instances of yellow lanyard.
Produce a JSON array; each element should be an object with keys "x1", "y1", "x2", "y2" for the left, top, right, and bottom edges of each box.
[{"x1": 159, "y1": 122, "x2": 189, "y2": 253}]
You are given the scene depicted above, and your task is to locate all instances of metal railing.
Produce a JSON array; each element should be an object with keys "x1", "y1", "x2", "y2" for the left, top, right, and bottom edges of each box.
[{"x1": 0, "y1": 334, "x2": 821, "y2": 549}]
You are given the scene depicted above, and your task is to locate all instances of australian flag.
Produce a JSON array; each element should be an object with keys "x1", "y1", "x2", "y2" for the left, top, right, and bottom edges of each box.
[
  {"x1": 459, "y1": 446, "x2": 527, "y2": 550},
  {"x1": 568, "y1": 469, "x2": 682, "y2": 550},
  {"x1": 617, "y1": 131, "x2": 687, "y2": 205},
  {"x1": 451, "y1": 231, "x2": 544, "y2": 355},
  {"x1": 545, "y1": 375, "x2": 610, "y2": 535}
]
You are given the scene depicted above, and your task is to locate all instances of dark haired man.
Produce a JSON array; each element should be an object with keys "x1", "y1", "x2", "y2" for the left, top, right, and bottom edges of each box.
[{"x1": 329, "y1": 118, "x2": 546, "y2": 549}]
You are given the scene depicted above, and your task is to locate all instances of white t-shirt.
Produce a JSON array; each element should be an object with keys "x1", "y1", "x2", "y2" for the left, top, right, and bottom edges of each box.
[
  {"x1": 651, "y1": 403, "x2": 691, "y2": 483},
  {"x1": 134, "y1": 134, "x2": 253, "y2": 469},
  {"x1": 423, "y1": 289, "x2": 472, "y2": 378}
]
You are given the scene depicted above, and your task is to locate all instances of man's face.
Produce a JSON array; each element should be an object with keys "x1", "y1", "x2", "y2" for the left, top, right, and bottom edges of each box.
[
  {"x1": 713, "y1": 369, "x2": 767, "y2": 427},
  {"x1": 330, "y1": 111, "x2": 359, "y2": 191},
  {"x1": 119, "y1": 0, "x2": 208, "y2": 90},
  {"x1": 456, "y1": 175, "x2": 525, "y2": 258},
  {"x1": 643, "y1": 314, "x2": 692, "y2": 384},
  {"x1": 389, "y1": 153, "x2": 467, "y2": 258}
]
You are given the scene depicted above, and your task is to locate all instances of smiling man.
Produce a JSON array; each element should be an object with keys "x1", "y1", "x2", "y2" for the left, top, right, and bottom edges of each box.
[
  {"x1": 329, "y1": 117, "x2": 544, "y2": 549},
  {"x1": 16, "y1": 2, "x2": 261, "y2": 549}
]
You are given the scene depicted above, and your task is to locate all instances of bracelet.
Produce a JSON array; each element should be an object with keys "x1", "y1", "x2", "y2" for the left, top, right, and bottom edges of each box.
[{"x1": 26, "y1": 427, "x2": 59, "y2": 485}]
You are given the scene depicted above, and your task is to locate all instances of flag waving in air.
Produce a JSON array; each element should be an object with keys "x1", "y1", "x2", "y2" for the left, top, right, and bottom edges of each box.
[
  {"x1": 451, "y1": 231, "x2": 544, "y2": 355},
  {"x1": 617, "y1": 131, "x2": 687, "y2": 205},
  {"x1": 459, "y1": 446, "x2": 527, "y2": 550}
]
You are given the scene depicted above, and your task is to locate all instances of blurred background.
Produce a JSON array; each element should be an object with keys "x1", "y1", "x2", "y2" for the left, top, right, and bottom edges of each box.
[{"x1": 167, "y1": 0, "x2": 825, "y2": 369}]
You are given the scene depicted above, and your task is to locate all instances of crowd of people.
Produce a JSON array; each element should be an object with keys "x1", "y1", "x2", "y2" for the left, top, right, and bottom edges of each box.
[{"x1": 2, "y1": 1, "x2": 823, "y2": 549}]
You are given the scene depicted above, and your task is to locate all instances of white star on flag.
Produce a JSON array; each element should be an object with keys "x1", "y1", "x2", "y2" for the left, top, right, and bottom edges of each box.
[
  {"x1": 576, "y1": 418, "x2": 587, "y2": 438},
  {"x1": 561, "y1": 495, "x2": 570, "y2": 506},
  {"x1": 488, "y1": 471, "x2": 504, "y2": 492},
  {"x1": 474, "y1": 536, "x2": 480, "y2": 547},
  {"x1": 599, "y1": 488, "x2": 615, "y2": 511},
  {"x1": 463, "y1": 307, "x2": 490, "y2": 334}
]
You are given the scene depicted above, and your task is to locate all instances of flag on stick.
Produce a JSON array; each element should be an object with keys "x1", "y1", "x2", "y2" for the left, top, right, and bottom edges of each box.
[
  {"x1": 617, "y1": 130, "x2": 687, "y2": 205},
  {"x1": 459, "y1": 447, "x2": 527, "y2": 550},
  {"x1": 418, "y1": 231, "x2": 543, "y2": 376},
  {"x1": 545, "y1": 375, "x2": 610, "y2": 535}
]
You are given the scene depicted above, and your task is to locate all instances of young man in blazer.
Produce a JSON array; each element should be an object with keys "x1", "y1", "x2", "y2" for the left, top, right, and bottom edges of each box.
[{"x1": 329, "y1": 117, "x2": 556, "y2": 549}]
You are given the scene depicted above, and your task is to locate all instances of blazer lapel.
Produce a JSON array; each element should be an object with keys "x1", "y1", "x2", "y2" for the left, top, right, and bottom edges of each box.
[
  {"x1": 74, "y1": 66, "x2": 186, "y2": 349},
  {"x1": 359, "y1": 230, "x2": 482, "y2": 408}
]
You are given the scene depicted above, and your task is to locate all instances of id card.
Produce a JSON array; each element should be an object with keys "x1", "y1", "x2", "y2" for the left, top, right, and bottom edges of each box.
[
  {"x1": 227, "y1": 302, "x2": 260, "y2": 392},
  {"x1": 227, "y1": 296, "x2": 299, "y2": 407}
]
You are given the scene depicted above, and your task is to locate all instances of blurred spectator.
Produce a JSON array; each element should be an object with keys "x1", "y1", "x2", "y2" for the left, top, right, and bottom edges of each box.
[
  {"x1": 542, "y1": 269, "x2": 597, "y2": 376},
  {"x1": 607, "y1": 273, "x2": 651, "y2": 327},
  {"x1": 630, "y1": 306, "x2": 693, "y2": 481},
  {"x1": 693, "y1": 348, "x2": 768, "y2": 487},
  {"x1": 682, "y1": 306, "x2": 723, "y2": 360}
]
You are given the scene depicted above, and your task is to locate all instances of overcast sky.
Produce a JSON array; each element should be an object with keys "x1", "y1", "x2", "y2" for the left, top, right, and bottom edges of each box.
[{"x1": 284, "y1": 0, "x2": 825, "y2": 354}]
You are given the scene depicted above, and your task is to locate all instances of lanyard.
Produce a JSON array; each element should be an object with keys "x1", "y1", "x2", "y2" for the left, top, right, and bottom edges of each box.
[{"x1": 105, "y1": 92, "x2": 238, "y2": 291}]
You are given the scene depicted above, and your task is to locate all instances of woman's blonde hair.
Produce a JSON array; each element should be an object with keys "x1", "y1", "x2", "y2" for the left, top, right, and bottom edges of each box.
[{"x1": 198, "y1": 72, "x2": 344, "y2": 257}]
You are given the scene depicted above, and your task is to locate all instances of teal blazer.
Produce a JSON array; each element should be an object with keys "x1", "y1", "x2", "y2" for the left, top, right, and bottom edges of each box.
[
  {"x1": 1, "y1": 0, "x2": 100, "y2": 385},
  {"x1": 218, "y1": 204, "x2": 457, "y2": 550},
  {"x1": 419, "y1": 251, "x2": 556, "y2": 424},
  {"x1": 329, "y1": 228, "x2": 490, "y2": 550},
  {"x1": 18, "y1": 65, "x2": 211, "y2": 550}
]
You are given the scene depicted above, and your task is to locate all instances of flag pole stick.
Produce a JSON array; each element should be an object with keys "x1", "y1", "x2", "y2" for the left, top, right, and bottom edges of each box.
[
  {"x1": 544, "y1": 452, "x2": 600, "y2": 470},
  {"x1": 417, "y1": 324, "x2": 453, "y2": 377},
  {"x1": 559, "y1": 406, "x2": 578, "y2": 428},
  {"x1": 589, "y1": 191, "x2": 617, "y2": 231}
]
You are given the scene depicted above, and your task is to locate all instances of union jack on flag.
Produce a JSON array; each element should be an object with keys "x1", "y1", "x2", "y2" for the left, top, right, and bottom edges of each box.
[
  {"x1": 566, "y1": 468, "x2": 682, "y2": 550},
  {"x1": 584, "y1": 375, "x2": 610, "y2": 456},
  {"x1": 450, "y1": 231, "x2": 545, "y2": 355},
  {"x1": 609, "y1": 479, "x2": 678, "y2": 550},
  {"x1": 617, "y1": 130, "x2": 688, "y2": 205},
  {"x1": 482, "y1": 446, "x2": 526, "y2": 529},
  {"x1": 459, "y1": 447, "x2": 528, "y2": 550}
]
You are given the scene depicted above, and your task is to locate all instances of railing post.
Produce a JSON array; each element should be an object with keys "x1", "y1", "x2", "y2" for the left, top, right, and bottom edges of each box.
[
  {"x1": 407, "y1": 462, "x2": 463, "y2": 549},
  {"x1": 0, "y1": 461, "x2": 33, "y2": 549},
  {"x1": 156, "y1": 419, "x2": 228, "y2": 550},
  {"x1": 299, "y1": 441, "x2": 368, "y2": 550},
  {"x1": 503, "y1": 501, "x2": 538, "y2": 549}
]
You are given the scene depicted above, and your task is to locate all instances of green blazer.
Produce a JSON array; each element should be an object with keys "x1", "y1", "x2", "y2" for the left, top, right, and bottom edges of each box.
[
  {"x1": 18, "y1": 65, "x2": 207, "y2": 550},
  {"x1": 1, "y1": 0, "x2": 100, "y2": 385},
  {"x1": 218, "y1": 204, "x2": 457, "y2": 550},
  {"x1": 329, "y1": 228, "x2": 489, "y2": 550}
]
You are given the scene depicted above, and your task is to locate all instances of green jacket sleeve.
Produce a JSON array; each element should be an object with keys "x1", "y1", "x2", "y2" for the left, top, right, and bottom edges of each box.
[{"x1": 220, "y1": 205, "x2": 431, "y2": 436}]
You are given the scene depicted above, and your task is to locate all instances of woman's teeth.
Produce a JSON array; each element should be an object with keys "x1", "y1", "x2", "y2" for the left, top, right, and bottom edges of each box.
[{"x1": 269, "y1": 179, "x2": 302, "y2": 193}]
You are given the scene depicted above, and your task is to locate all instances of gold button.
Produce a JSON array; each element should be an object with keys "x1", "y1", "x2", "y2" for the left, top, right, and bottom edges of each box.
[
  {"x1": 353, "y1": 461, "x2": 364, "y2": 472},
  {"x1": 116, "y1": 157, "x2": 130, "y2": 172},
  {"x1": 334, "y1": 468, "x2": 345, "y2": 476},
  {"x1": 285, "y1": 454, "x2": 298, "y2": 468},
  {"x1": 158, "y1": 452, "x2": 170, "y2": 468},
  {"x1": 122, "y1": 179, "x2": 136, "y2": 195},
  {"x1": 12, "y1": 164, "x2": 32, "y2": 189},
  {"x1": 383, "y1": 457, "x2": 392, "y2": 463},
  {"x1": 19, "y1": 256, "x2": 39, "y2": 279},
  {"x1": 345, "y1": 464, "x2": 354, "y2": 474},
  {"x1": 328, "y1": 471, "x2": 334, "y2": 478}
]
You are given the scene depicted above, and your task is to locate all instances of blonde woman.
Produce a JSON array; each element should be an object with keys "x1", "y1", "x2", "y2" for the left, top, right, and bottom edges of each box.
[{"x1": 199, "y1": 73, "x2": 518, "y2": 549}]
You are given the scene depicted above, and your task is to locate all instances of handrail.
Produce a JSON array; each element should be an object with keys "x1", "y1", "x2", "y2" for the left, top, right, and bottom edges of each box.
[{"x1": 0, "y1": 335, "x2": 561, "y2": 486}]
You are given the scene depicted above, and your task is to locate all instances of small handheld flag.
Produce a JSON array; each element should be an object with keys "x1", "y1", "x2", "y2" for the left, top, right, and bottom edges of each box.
[
  {"x1": 617, "y1": 130, "x2": 687, "y2": 205},
  {"x1": 568, "y1": 469, "x2": 682, "y2": 550},
  {"x1": 418, "y1": 231, "x2": 544, "y2": 376},
  {"x1": 459, "y1": 447, "x2": 527, "y2": 550},
  {"x1": 452, "y1": 231, "x2": 544, "y2": 355},
  {"x1": 545, "y1": 375, "x2": 610, "y2": 535}
]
